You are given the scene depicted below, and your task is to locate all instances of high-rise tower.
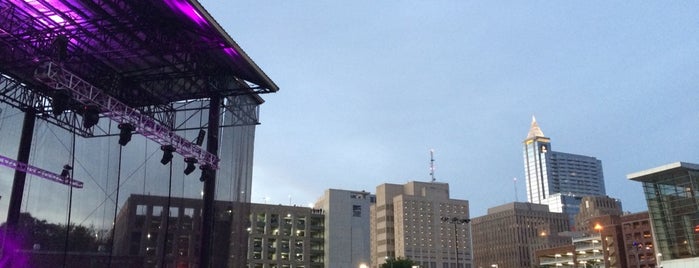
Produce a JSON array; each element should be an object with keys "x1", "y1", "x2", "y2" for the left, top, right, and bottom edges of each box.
[
  {"x1": 522, "y1": 117, "x2": 606, "y2": 227},
  {"x1": 370, "y1": 181, "x2": 471, "y2": 268}
]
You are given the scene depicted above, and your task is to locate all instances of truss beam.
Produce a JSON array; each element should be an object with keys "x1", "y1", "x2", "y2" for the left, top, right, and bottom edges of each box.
[
  {"x1": 0, "y1": 154, "x2": 83, "y2": 188},
  {"x1": 35, "y1": 61, "x2": 219, "y2": 169},
  {"x1": 224, "y1": 95, "x2": 260, "y2": 126},
  {"x1": 0, "y1": 73, "x2": 94, "y2": 136}
]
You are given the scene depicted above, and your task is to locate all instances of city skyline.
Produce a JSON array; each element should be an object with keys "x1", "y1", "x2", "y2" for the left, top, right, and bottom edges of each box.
[
  {"x1": 199, "y1": 1, "x2": 699, "y2": 217},
  {"x1": 523, "y1": 116, "x2": 606, "y2": 226}
]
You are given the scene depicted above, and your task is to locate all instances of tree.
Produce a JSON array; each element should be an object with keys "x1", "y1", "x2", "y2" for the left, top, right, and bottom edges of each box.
[
  {"x1": 380, "y1": 257, "x2": 417, "y2": 268},
  {"x1": 0, "y1": 212, "x2": 105, "y2": 252}
]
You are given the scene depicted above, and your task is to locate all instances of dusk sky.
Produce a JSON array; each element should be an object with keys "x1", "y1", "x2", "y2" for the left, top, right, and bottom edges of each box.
[{"x1": 198, "y1": 1, "x2": 699, "y2": 217}]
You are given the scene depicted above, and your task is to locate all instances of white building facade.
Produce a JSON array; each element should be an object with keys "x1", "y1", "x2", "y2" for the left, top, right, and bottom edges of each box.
[{"x1": 314, "y1": 189, "x2": 374, "y2": 268}]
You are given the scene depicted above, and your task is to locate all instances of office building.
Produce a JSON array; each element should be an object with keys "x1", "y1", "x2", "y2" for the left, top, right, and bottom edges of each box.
[
  {"x1": 248, "y1": 203, "x2": 326, "y2": 268},
  {"x1": 112, "y1": 194, "x2": 325, "y2": 268},
  {"x1": 574, "y1": 195, "x2": 623, "y2": 234},
  {"x1": 472, "y1": 202, "x2": 570, "y2": 268},
  {"x1": 113, "y1": 194, "x2": 247, "y2": 267},
  {"x1": 628, "y1": 162, "x2": 699, "y2": 268},
  {"x1": 523, "y1": 117, "x2": 606, "y2": 226},
  {"x1": 620, "y1": 212, "x2": 656, "y2": 268},
  {"x1": 370, "y1": 181, "x2": 471, "y2": 268},
  {"x1": 314, "y1": 189, "x2": 375, "y2": 268}
]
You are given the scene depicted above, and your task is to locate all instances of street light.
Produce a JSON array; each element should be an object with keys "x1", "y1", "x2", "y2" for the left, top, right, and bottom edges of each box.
[
  {"x1": 441, "y1": 216, "x2": 470, "y2": 268},
  {"x1": 385, "y1": 256, "x2": 393, "y2": 268},
  {"x1": 593, "y1": 223, "x2": 603, "y2": 234}
]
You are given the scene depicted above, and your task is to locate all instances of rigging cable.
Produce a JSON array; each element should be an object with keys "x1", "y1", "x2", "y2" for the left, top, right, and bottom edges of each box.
[
  {"x1": 61, "y1": 128, "x2": 76, "y2": 268},
  {"x1": 107, "y1": 144, "x2": 124, "y2": 268},
  {"x1": 160, "y1": 155, "x2": 174, "y2": 268}
]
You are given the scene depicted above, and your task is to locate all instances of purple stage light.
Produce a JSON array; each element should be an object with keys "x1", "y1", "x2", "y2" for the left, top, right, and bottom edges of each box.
[
  {"x1": 0, "y1": 233, "x2": 30, "y2": 268},
  {"x1": 18, "y1": 0, "x2": 87, "y2": 33},
  {"x1": 223, "y1": 47, "x2": 239, "y2": 57},
  {"x1": 164, "y1": 0, "x2": 209, "y2": 28}
]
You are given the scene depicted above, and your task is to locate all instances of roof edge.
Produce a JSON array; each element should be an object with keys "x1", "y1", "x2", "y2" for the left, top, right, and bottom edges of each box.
[
  {"x1": 190, "y1": 0, "x2": 279, "y2": 93},
  {"x1": 627, "y1": 162, "x2": 699, "y2": 181}
]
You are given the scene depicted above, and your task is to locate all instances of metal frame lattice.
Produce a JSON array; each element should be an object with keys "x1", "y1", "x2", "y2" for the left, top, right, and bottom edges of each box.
[
  {"x1": 0, "y1": 154, "x2": 83, "y2": 188},
  {"x1": 35, "y1": 61, "x2": 219, "y2": 169}
]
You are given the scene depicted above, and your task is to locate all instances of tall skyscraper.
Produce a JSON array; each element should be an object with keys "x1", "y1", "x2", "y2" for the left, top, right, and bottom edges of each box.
[
  {"x1": 523, "y1": 117, "x2": 606, "y2": 226},
  {"x1": 314, "y1": 189, "x2": 375, "y2": 268},
  {"x1": 370, "y1": 181, "x2": 471, "y2": 268}
]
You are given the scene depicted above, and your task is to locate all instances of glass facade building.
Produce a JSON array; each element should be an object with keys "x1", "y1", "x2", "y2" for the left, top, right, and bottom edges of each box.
[
  {"x1": 0, "y1": 97, "x2": 260, "y2": 267},
  {"x1": 523, "y1": 117, "x2": 606, "y2": 227},
  {"x1": 629, "y1": 162, "x2": 699, "y2": 267}
]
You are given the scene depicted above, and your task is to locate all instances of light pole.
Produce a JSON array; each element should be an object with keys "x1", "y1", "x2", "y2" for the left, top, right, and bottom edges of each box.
[
  {"x1": 441, "y1": 216, "x2": 470, "y2": 268},
  {"x1": 385, "y1": 256, "x2": 393, "y2": 268}
]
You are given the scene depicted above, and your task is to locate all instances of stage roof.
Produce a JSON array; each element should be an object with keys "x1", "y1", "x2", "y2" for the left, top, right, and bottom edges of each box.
[{"x1": 0, "y1": 0, "x2": 278, "y2": 107}]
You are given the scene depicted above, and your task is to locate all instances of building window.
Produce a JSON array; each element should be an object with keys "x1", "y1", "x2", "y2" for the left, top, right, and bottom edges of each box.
[{"x1": 353, "y1": 205, "x2": 362, "y2": 217}]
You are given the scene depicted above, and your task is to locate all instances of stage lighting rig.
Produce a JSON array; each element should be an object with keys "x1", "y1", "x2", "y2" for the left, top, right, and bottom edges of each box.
[
  {"x1": 0, "y1": 155, "x2": 83, "y2": 188},
  {"x1": 184, "y1": 157, "x2": 197, "y2": 175},
  {"x1": 82, "y1": 105, "x2": 100, "y2": 129},
  {"x1": 160, "y1": 145, "x2": 175, "y2": 165},
  {"x1": 199, "y1": 165, "x2": 214, "y2": 182},
  {"x1": 195, "y1": 129, "x2": 206, "y2": 146},
  {"x1": 34, "y1": 62, "x2": 220, "y2": 169},
  {"x1": 118, "y1": 123, "x2": 135, "y2": 146},
  {"x1": 60, "y1": 164, "x2": 72, "y2": 178},
  {"x1": 51, "y1": 90, "x2": 72, "y2": 116}
]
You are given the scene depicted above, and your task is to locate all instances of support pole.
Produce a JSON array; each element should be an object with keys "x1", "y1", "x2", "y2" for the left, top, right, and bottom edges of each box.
[
  {"x1": 4, "y1": 110, "x2": 36, "y2": 255},
  {"x1": 199, "y1": 96, "x2": 220, "y2": 268}
]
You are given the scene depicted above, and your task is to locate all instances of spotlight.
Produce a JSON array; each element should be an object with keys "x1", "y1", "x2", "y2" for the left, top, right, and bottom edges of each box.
[
  {"x1": 184, "y1": 157, "x2": 197, "y2": 175},
  {"x1": 199, "y1": 165, "x2": 214, "y2": 182},
  {"x1": 118, "y1": 123, "x2": 135, "y2": 146},
  {"x1": 160, "y1": 145, "x2": 175, "y2": 165},
  {"x1": 60, "y1": 164, "x2": 72, "y2": 178},
  {"x1": 51, "y1": 91, "x2": 72, "y2": 116},
  {"x1": 195, "y1": 129, "x2": 206, "y2": 146},
  {"x1": 82, "y1": 105, "x2": 100, "y2": 129}
]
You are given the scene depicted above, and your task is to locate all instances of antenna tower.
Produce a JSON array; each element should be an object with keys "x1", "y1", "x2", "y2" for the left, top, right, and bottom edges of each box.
[
  {"x1": 513, "y1": 177, "x2": 518, "y2": 202},
  {"x1": 429, "y1": 149, "x2": 436, "y2": 182}
]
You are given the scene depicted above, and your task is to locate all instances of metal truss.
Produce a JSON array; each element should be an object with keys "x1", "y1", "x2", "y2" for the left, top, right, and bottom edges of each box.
[
  {"x1": 0, "y1": 73, "x2": 93, "y2": 136},
  {"x1": 0, "y1": 1, "x2": 274, "y2": 108},
  {"x1": 0, "y1": 72, "x2": 178, "y2": 138},
  {"x1": 0, "y1": 154, "x2": 83, "y2": 188},
  {"x1": 224, "y1": 95, "x2": 260, "y2": 127},
  {"x1": 35, "y1": 61, "x2": 219, "y2": 169}
]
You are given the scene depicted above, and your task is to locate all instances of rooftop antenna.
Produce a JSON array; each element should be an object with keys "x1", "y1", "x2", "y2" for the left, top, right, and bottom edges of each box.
[
  {"x1": 513, "y1": 177, "x2": 518, "y2": 202},
  {"x1": 429, "y1": 149, "x2": 436, "y2": 182}
]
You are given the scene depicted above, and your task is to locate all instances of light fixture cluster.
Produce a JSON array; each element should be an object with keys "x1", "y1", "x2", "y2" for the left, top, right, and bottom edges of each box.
[
  {"x1": 163, "y1": 154, "x2": 211, "y2": 180},
  {"x1": 51, "y1": 83, "x2": 213, "y2": 178},
  {"x1": 48, "y1": 86, "x2": 100, "y2": 130}
]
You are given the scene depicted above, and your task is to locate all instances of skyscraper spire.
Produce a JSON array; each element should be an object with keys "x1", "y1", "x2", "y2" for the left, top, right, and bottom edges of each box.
[{"x1": 526, "y1": 116, "x2": 545, "y2": 140}]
